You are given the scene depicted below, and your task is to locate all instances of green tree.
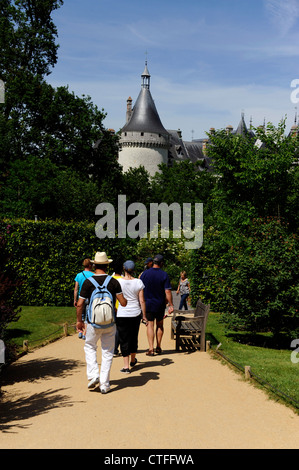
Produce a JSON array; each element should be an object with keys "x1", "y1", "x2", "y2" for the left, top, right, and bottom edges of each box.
[
  {"x1": 219, "y1": 218, "x2": 299, "y2": 342},
  {"x1": 121, "y1": 166, "x2": 151, "y2": 206},
  {"x1": 151, "y1": 160, "x2": 214, "y2": 207},
  {"x1": 190, "y1": 122, "x2": 299, "y2": 343},
  {"x1": 207, "y1": 121, "x2": 298, "y2": 227},
  {"x1": 0, "y1": 1, "x2": 122, "y2": 219},
  {"x1": 0, "y1": 0, "x2": 63, "y2": 80},
  {"x1": 1, "y1": 156, "x2": 99, "y2": 220},
  {"x1": 0, "y1": 0, "x2": 63, "y2": 173}
]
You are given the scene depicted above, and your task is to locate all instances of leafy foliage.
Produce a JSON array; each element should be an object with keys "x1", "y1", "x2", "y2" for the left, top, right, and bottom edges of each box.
[
  {"x1": 207, "y1": 121, "x2": 298, "y2": 225},
  {"x1": 1, "y1": 219, "x2": 137, "y2": 306},
  {"x1": 0, "y1": 224, "x2": 22, "y2": 361},
  {"x1": 190, "y1": 122, "x2": 299, "y2": 341},
  {"x1": 0, "y1": 0, "x2": 122, "y2": 221},
  {"x1": 1, "y1": 156, "x2": 99, "y2": 220},
  {"x1": 220, "y1": 218, "x2": 298, "y2": 340},
  {"x1": 0, "y1": 0, "x2": 63, "y2": 78},
  {"x1": 191, "y1": 219, "x2": 298, "y2": 339},
  {"x1": 151, "y1": 160, "x2": 214, "y2": 209}
]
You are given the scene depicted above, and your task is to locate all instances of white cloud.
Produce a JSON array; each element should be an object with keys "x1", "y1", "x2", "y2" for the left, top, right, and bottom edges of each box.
[
  {"x1": 265, "y1": 0, "x2": 299, "y2": 35},
  {"x1": 48, "y1": 76, "x2": 296, "y2": 140}
]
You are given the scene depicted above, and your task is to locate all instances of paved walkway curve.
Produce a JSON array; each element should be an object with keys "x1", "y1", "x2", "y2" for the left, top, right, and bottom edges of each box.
[{"x1": 1, "y1": 315, "x2": 299, "y2": 450}]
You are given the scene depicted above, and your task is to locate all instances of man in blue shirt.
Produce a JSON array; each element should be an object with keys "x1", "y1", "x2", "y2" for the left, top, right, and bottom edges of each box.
[{"x1": 141, "y1": 254, "x2": 174, "y2": 355}]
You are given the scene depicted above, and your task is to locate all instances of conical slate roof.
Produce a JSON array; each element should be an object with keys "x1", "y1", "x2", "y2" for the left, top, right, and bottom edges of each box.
[
  {"x1": 121, "y1": 63, "x2": 169, "y2": 136},
  {"x1": 122, "y1": 87, "x2": 169, "y2": 135},
  {"x1": 234, "y1": 113, "x2": 255, "y2": 137}
]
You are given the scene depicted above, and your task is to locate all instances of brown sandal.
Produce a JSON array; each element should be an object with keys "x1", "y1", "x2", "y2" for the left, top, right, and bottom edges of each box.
[{"x1": 146, "y1": 350, "x2": 154, "y2": 356}]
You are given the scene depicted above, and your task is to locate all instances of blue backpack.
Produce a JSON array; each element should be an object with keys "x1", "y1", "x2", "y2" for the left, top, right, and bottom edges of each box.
[{"x1": 87, "y1": 276, "x2": 115, "y2": 329}]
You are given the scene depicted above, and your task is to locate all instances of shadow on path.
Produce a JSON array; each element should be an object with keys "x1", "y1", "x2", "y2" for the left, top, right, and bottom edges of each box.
[
  {"x1": 1, "y1": 357, "x2": 85, "y2": 386},
  {"x1": 108, "y1": 357, "x2": 174, "y2": 393},
  {"x1": 0, "y1": 357, "x2": 85, "y2": 433},
  {"x1": 0, "y1": 388, "x2": 76, "y2": 433}
]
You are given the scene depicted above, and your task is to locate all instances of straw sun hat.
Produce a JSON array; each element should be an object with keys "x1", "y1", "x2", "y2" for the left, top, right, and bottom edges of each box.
[{"x1": 90, "y1": 252, "x2": 113, "y2": 264}]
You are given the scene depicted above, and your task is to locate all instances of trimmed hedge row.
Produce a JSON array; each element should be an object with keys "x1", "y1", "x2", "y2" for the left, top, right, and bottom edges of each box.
[{"x1": 2, "y1": 219, "x2": 137, "y2": 306}]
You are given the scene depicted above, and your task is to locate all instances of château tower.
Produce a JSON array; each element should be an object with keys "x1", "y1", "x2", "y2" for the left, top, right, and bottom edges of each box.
[{"x1": 118, "y1": 62, "x2": 170, "y2": 176}]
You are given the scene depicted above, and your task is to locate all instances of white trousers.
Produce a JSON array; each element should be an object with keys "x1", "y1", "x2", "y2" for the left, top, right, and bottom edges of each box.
[{"x1": 84, "y1": 322, "x2": 116, "y2": 388}]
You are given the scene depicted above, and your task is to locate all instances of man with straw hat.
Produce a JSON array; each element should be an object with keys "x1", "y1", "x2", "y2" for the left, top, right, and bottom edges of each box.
[{"x1": 76, "y1": 252, "x2": 127, "y2": 394}]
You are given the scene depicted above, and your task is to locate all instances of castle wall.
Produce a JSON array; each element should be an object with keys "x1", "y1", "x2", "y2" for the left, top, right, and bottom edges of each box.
[
  {"x1": 119, "y1": 131, "x2": 169, "y2": 176},
  {"x1": 119, "y1": 145, "x2": 168, "y2": 176}
]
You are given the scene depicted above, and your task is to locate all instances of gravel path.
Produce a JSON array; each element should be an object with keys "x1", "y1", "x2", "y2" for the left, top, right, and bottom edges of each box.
[{"x1": 1, "y1": 315, "x2": 298, "y2": 450}]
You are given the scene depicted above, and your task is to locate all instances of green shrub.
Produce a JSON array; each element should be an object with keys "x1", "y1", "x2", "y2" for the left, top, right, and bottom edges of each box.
[
  {"x1": 0, "y1": 224, "x2": 22, "y2": 362},
  {"x1": 1, "y1": 218, "x2": 137, "y2": 306},
  {"x1": 190, "y1": 218, "x2": 299, "y2": 341}
]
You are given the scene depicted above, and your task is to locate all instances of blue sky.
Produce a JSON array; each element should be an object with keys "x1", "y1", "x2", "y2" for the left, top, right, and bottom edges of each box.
[{"x1": 48, "y1": 0, "x2": 299, "y2": 140}]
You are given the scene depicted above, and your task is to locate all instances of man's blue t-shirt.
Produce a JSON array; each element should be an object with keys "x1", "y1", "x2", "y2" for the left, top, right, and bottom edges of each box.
[
  {"x1": 74, "y1": 270, "x2": 94, "y2": 298},
  {"x1": 140, "y1": 267, "x2": 172, "y2": 313}
]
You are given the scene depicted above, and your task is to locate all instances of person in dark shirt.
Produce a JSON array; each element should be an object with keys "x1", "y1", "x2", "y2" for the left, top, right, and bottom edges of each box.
[
  {"x1": 138, "y1": 257, "x2": 153, "y2": 278},
  {"x1": 140, "y1": 254, "x2": 174, "y2": 356},
  {"x1": 76, "y1": 252, "x2": 127, "y2": 394}
]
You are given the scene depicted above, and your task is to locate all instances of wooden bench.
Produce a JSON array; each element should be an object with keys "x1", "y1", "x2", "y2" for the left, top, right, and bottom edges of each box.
[{"x1": 170, "y1": 299, "x2": 210, "y2": 352}]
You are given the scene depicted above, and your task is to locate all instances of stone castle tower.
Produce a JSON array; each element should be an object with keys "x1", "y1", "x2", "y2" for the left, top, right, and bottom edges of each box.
[{"x1": 118, "y1": 62, "x2": 170, "y2": 176}]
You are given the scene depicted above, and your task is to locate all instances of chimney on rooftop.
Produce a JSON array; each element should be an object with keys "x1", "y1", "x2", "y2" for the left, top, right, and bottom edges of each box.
[{"x1": 126, "y1": 96, "x2": 132, "y2": 123}]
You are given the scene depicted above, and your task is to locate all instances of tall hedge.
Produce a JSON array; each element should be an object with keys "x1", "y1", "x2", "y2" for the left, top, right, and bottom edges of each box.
[
  {"x1": 0, "y1": 223, "x2": 22, "y2": 362},
  {"x1": 189, "y1": 218, "x2": 299, "y2": 340},
  {"x1": 1, "y1": 219, "x2": 137, "y2": 306}
]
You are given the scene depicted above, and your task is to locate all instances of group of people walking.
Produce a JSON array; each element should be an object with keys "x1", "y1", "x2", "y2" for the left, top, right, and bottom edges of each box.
[{"x1": 74, "y1": 252, "x2": 190, "y2": 394}]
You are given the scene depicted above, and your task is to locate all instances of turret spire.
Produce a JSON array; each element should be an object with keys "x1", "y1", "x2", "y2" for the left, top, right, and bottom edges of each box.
[{"x1": 141, "y1": 60, "x2": 150, "y2": 89}]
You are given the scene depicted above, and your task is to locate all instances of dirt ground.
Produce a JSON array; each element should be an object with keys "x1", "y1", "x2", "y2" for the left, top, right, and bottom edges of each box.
[{"x1": 1, "y1": 311, "x2": 299, "y2": 451}]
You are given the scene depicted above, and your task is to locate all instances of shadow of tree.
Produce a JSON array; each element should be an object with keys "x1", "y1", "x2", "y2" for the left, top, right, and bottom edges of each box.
[
  {"x1": 226, "y1": 332, "x2": 290, "y2": 350},
  {"x1": 0, "y1": 388, "x2": 75, "y2": 433},
  {"x1": 1, "y1": 357, "x2": 85, "y2": 386},
  {"x1": 0, "y1": 357, "x2": 85, "y2": 432}
]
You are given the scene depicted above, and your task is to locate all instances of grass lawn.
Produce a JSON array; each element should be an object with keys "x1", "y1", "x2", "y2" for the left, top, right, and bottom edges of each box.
[
  {"x1": 6, "y1": 305, "x2": 76, "y2": 350},
  {"x1": 4, "y1": 307, "x2": 299, "y2": 412},
  {"x1": 206, "y1": 313, "x2": 299, "y2": 412}
]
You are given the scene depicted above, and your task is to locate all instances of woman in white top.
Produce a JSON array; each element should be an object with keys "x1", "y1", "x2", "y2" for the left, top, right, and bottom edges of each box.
[{"x1": 116, "y1": 260, "x2": 147, "y2": 373}]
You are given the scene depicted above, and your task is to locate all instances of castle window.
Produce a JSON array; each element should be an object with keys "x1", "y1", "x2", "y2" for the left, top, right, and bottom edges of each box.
[{"x1": 141, "y1": 132, "x2": 144, "y2": 136}]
